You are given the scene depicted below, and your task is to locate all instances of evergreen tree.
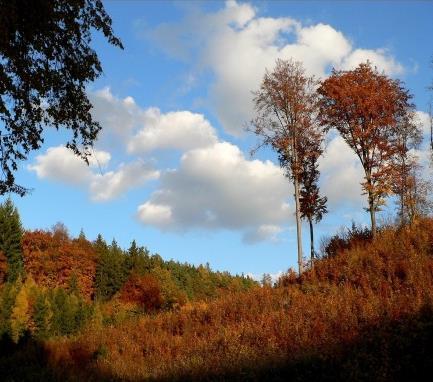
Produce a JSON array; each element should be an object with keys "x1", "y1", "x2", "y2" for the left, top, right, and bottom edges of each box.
[
  {"x1": 0, "y1": 198, "x2": 24, "y2": 281},
  {"x1": 78, "y1": 228, "x2": 87, "y2": 242},
  {"x1": 32, "y1": 292, "x2": 52, "y2": 339},
  {"x1": 95, "y1": 238, "x2": 127, "y2": 300}
]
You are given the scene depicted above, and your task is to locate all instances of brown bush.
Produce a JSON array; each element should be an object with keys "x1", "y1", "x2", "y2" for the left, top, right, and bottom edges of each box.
[{"x1": 119, "y1": 273, "x2": 162, "y2": 311}]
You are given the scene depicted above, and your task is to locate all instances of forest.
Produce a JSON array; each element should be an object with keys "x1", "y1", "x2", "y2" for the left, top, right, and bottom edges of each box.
[{"x1": 1, "y1": 0, "x2": 433, "y2": 381}]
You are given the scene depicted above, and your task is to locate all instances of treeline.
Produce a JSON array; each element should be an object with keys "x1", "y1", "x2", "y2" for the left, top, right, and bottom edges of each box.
[
  {"x1": 5, "y1": 217, "x2": 433, "y2": 381},
  {"x1": 0, "y1": 199, "x2": 256, "y2": 344}
]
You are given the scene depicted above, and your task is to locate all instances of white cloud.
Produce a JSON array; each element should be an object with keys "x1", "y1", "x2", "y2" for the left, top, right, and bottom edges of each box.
[
  {"x1": 89, "y1": 87, "x2": 144, "y2": 139},
  {"x1": 137, "y1": 142, "x2": 292, "y2": 242},
  {"x1": 137, "y1": 202, "x2": 173, "y2": 226},
  {"x1": 90, "y1": 88, "x2": 218, "y2": 154},
  {"x1": 28, "y1": 146, "x2": 111, "y2": 185},
  {"x1": 151, "y1": 1, "x2": 404, "y2": 135},
  {"x1": 90, "y1": 162, "x2": 160, "y2": 202},
  {"x1": 127, "y1": 109, "x2": 218, "y2": 154},
  {"x1": 415, "y1": 110, "x2": 432, "y2": 136},
  {"x1": 339, "y1": 48, "x2": 404, "y2": 75},
  {"x1": 28, "y1": 145, "x2": 158, "y2": 202},
  {"x1": 243, "y1": 224, "x2": 284, "y2": 244},
  {"x1": 319, "y1": 136, "x2": 365, "y2": 209}
]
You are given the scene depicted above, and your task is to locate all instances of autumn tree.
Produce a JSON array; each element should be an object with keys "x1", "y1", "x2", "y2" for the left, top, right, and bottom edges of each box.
[
  {"x1": 396, "y1": 163, "x2": 433, "y2": 223},
  {"x1": 0, "y1": 0, "x2": 123, "y2": 195},
  {"x1": 318, "y1": 62, "x2": 414, "y2": 236},
  {"x1": 251, "y1": 59, "x2": 322, "y2": 274},
  {"x1": 119, "y1": 273, "x2": 162, "y2": 312},
  {"x1": 390, "y1": 109, "x2": 423, "y2": 225},
  {"x1": 22, "y1": 230, "x2": 97, "y2": 299},
  {"x1": 0, "y1": 198, "x2": 24, "y2": 281}
]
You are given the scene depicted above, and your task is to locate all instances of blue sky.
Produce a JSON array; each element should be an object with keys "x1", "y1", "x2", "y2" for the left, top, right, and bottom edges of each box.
[{"x1": 8, "y1": 1, "x2": 433, "y2": 279}]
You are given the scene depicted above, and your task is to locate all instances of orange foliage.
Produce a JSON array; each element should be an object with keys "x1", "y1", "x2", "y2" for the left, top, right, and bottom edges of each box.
[
  {"x1": 22, "y1": 231, "x2": 97, "y2": 299},
  {"x1": 119, "y1": 273, "x2": 162, "y2": 311},
  {"x1": 42, "y1": 218, "x2": 433, "y2": 380}
]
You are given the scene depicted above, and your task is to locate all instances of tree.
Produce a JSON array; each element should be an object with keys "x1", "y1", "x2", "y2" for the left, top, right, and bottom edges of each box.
[
  {"x1": 390, "y1": 110, "x2": 423, "y2": 225},
  {"x1": 299, "y1": 140, "x2": 328, "y2": 264},
  {"x1": 119, "y1": 273, "x2": 162, "y2": 312},
  {"x1": 261, "y1": 273, "x2": 272, "y2": 287},
  {"x1": 318, "y1": 62, "x2": 414, "y2": 236},
  {"x1": 396, "y1": 163, "x2": 433, "y2": 224},
  {"x1": 94, "y1": 238, "x2": 127, "y2": 300},
  {"x1": 251, "y1": 59, "x2": 322, "y2": 274},
  {"x1": 0, "y1": 0, "x2": 123, "y2": 195},
  {"x1": 0, "y1": 198, "x2": 24, "y2": 281}
]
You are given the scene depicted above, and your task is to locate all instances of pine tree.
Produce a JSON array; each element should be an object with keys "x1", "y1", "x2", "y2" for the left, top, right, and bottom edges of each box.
[
  {"x1": 32, "y1": 292, "x2": 52, "y2": 339},
  {"x1": 95, "y1": 237, "x2": 127, "y2": 300},
  {"x1": 78, "y1": 228, "x2": 87, "y2": 242},
  {"x1": 0, "y1": 198, "x2": 24, "y2": 282}
]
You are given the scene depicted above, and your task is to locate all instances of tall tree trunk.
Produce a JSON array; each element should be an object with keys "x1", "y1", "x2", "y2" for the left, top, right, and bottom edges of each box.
[
  {"x1": 309, "y1": 218, "x2": 314, "y2": 267},
  {"x1": 293, "y1": 176, "x2": 304, "y2": 274},
  {"x1": 368, "y1": 190, "x2": 377, "y2": 237},
  {"x1": 400, "y1": 192, "x2": 405, "y2": 226},
  {"x1": 366, "y1": 171, "x2": 376, "y2": 237}
]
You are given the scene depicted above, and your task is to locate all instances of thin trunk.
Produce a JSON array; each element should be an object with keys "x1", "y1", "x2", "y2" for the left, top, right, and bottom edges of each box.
[
  {"x1": 400, "y1": 192, "x2": 405, "y2": 226},
  {"x1": 368, "y1": 191, "x2": 377, "y2": 237},
  {"x1": 366, "y1": 171, "x2": 376, "y2": 237},
  {"x1": 400, "y1": 155, "x2": 406, "y2": 226},
  {"x1": 294, "y1": 176, "x2": 304, "y2": 274},
  {"x1": 309, "y1": 218, "x2": 314, "y2": 267}
]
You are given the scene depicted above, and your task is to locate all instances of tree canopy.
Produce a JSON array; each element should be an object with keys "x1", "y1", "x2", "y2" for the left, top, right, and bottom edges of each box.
[
  {"x1": 0, "y1": 0, "x2": 123, "y2": 195},
  {"x1": 318, "y1": 62, "x2": 414, "y2": 236}
]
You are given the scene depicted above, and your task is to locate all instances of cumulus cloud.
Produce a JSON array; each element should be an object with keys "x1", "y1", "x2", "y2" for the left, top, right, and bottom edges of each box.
[
  {"x1": 150, "y1": 1, "x2": 404, "y2": 135},
  {"x1": 28, "y1": 146, "x2": 111, "y2": 185},
  {"x1": 339, "y1": 48, "x2": 404, "y2": 75},
  {"x1": 90, "y1": 87, "x2": 218, "y2": 153},
  {"x1": 89, "y1": 87, "x2": 145, "y2": 139},
  {"x1": 90, "y1": 162, "x2": 160, "y2": 202},
  {"x1": 243, "y1": 224, "x2": 284, "y2": 244},
  {"x1": 137, "y1": 142, "x2": 292, "y2": 242},
  {"x1": 28, "y1": 145, "x2": 158, "y2": 201},
  {"x1": 318, "y1": 136, "x2": 365, "y2": 209},
  {"x1": 127, "y1": 108, "x2": 218, "y2": 154}
]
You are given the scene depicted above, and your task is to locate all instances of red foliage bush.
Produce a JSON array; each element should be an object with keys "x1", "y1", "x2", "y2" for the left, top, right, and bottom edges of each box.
[{"x1": 119, "y1": 273, "x2": 162, "y2": 311}]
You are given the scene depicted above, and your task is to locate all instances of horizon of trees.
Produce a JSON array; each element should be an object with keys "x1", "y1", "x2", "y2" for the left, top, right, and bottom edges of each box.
[{"x1": 0, "y1": 198, "x2": 257, "y2": 344}]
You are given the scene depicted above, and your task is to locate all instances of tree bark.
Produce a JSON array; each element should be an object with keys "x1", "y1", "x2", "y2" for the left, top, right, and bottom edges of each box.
[
  {"x1": 368, "y1": 190, "x2": 377, "y2": 237},
  {"x1": 366, "y1": 171, "x2": 376, "y2": 237},
  {"x1": 294, "y1": 176, "x2": 304, "y2": 274},
  {"x1": 309, "y1": 218, "x2": 314, "y2": 267}
]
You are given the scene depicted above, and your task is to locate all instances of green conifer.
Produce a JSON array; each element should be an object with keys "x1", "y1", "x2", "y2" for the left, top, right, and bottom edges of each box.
[{"x1": 0, "y1": 199, "x2": 24, "y2": 282}]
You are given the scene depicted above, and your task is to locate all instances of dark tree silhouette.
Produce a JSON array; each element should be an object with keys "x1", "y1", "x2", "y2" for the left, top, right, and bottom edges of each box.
[
  {"x1": 299, "y1": 145, "x2": 327, "y2": 264},
  {"x1": 0, "y1": 198, "x2": 23, "y2": 281},
  {"x1": 0, "y1": 0, "x2": 123, "y2": 195}
]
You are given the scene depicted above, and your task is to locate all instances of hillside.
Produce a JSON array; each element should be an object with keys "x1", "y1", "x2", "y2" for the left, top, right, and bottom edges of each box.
[{"x1": 1, "y1": 219, "x2": 433, "y2": 380}]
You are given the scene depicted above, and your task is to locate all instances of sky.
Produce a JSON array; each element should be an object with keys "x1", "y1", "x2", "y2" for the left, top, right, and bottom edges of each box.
[{"x1": 7, "y1": 1, "x2": 433, "y2": 280}]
